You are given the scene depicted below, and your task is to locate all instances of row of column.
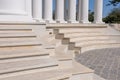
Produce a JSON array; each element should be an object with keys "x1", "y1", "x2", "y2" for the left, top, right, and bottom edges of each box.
[{"x1": 32, "y1": 0, "x2": 104, "y2": 24}]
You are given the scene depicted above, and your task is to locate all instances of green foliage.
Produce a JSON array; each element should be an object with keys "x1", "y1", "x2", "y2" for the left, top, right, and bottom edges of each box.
[
  {"x1": 103, "y1": 8, "x2": 120, "y2": 23},
  {"x1": 108, "y1": 0, "x2": 120, "y2": 6},
  {"x1": 89, "y1": 10, "x2": 94, "y2": 22}
]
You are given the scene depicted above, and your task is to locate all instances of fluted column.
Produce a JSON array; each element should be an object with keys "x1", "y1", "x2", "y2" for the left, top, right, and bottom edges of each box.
[
  {"x1": 80, "y1": 0, "x2": 89, "y2": 23},
  {"x1": 55, "y1": 0, "x2": 65, "y2": 23},
  {"x1": 94, "y1": 0, "x2": 104, "y2": 24},
  {"x1": 78, "y1": 0, "x2": 82, "y2": 22},
  {"x1": 68, "y1": 0, "x2": 76, "y2": 23},
  {"x1": 32, "y1": 0, "x2": 44, "y2": 22},
  {"x1": 43, "y1": 0, "x2": 53, "y2": 22}
]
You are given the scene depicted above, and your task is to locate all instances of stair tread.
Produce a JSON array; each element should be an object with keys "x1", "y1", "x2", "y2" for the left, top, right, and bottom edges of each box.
[
  {"x1": 74, "y1": 39, "x2": 117, "y2": 43},
  {"x1": 0, "y1": 26, "x2": 33, "y2": 29},
  {"x1": 81, "y1": 43, "x2": 120, "y2": 53},
  {"x1": 58, "y1": 28, "x2": 106, "y2": 33},
  {"x1": 0, "y1": 68, "x2": 71, "y2": 80},
  {"x1": 0, "y1": 40, "x2": 41, "y2": 47},
  {"x1": 65, "y1": 34, "x2": 120, "y2": 38},
  {"x1": 47, "y1": 23, "x2": 107, "y2": 28},
  {"x1": 0, "y1": 38, "x2": 37, "y2": 42},
  {"x1": 72, "y1": 62, "x2": 94, "y2": 75},
  {"x1": 0, "y1": 39, "x2": 38, "y2": 43},
  {"x1": 65, "y1": 33, "x2": 104, "y2": 36},
  {"x1": 0, "y1": 57, "x2": 58, "y2": 74},
  {"x1": 0, "y1": 48, "x2": 49, "y2": 59},
  {"x1": 76, "y1": 41, "x2": 120, "y2": 47},
  {"x1": 0, "y1": 31, "x2": 33, "y2": 34},
  {"x1": 0, "y1": 33, "x2": 36, "y2": 37},
  {"x1": 60, "y1": 31, "x2": 102, "y2": 33},
  {"x1": 70, "y1": 37, "x2": 110, "y2": 42},
  {"x1": 53, "y1": 53, "x2": 73, "y2": 61}
]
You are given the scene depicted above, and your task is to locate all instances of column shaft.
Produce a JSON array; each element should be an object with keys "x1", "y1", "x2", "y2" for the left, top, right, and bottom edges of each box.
[
  {"x1": 55, "y1": 0, "x2": 65, "y2": 23},
  {"x1": 64, "y1": 0, "x2": 68, "y2": 21},
  {"x1": 32, "y1": 0, "x2": 43, "y2": 21},
  {"x1": 78, "y1": 0, "x2": 81, "y2": 21},
  {"x1": 68, "y1": 0, "x2": 76, "y2": 23},
  {"x1": 80, "y1": 0, "x2": 89, "y2": 23},
  {"x1": 94, "y1": 0, "x2": 103, "y2": 23},
  {"x1": 43, "y1": 0, "x2": 53, "y2": 22}
]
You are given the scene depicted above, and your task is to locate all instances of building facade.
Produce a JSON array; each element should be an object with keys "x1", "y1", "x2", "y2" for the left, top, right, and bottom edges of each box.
[{"x1": 0, "y1": 0, "x2": 103, "y2": 24}]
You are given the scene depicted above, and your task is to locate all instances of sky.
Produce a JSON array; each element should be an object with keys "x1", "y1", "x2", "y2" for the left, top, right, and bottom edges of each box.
[
  {"x1": 89, "y1": 0, "x2": 120, "y2": 17},
  {"x1": 53, "y1": 0, "x2": 120, "y2": 18}
]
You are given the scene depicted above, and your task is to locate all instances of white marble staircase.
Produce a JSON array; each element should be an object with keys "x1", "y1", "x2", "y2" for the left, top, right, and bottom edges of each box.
[
  {"x1": 0, "y1": 24, "x2": 73, "y2": 80},
  {"x1": 47, "y1": 24, "x2": 120, "y2": 53},
  {"x1": 46, "y1": 23, "x2": 120, "y2": 80},
  {"x1": 0, "y1": 23, "x2": 115, "y2": 80}
]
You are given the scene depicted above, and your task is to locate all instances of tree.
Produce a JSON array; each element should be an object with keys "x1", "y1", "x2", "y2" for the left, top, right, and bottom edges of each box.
[
  {"x1": 89, "y1": 10, "x2": 94, "y2": 22},
  {"x1": 103, "y1": 8, "x2": 120, "y2": 23},
  {"x1": 108, "y1": 0, "x2": 120, "y2": 6}
]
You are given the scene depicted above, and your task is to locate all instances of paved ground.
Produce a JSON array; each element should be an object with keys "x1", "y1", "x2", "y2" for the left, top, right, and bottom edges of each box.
[{"x1": 76, "y1": 48, "x2": 120, "y2": 80}]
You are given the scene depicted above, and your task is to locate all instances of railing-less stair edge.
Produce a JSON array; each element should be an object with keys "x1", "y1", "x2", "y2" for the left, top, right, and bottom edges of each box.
[
  {"x1": 0, "y1": 23, "x2": 119, "y2": 80},
  {"x1": 46, "y1": 23, "x2": 120, "y2": 80}
]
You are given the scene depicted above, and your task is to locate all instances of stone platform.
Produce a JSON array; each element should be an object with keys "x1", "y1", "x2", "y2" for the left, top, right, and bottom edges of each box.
[{"x1": 76, "y1": 48, "x2": 120, "y2": 80}]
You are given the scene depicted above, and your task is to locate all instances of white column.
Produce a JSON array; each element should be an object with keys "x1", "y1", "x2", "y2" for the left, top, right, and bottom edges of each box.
[
  {"x1": 43, "y1": 0, "x2": 53, "y2": 22},
  {"x1": 80, "y1": 0, "x2": 89, "y2": 23},
  {"x1": 94, "y1": 0, "x2": 104, "y2": 24},
  {"x1": 68, "y1": 0, "x2": 77, "y2": 23},
  {"x1": 32, "y1": 0, "x2": 44, "y2": 22},
  {"x1": 78, "y1": 0, "x2": 81, "y2": 21},
  {"x1": 0, "y1": 0, "x2": 33, "y2": 21},
  {"x1": 0, "y1": 0, "x2": 25, "y2": 14},
  {"x1": 55, "y1": 0, "x2": 65, "y2": 23},
  {"x1": 64, "y1": 0, "x2": 68, "y2": 21}
]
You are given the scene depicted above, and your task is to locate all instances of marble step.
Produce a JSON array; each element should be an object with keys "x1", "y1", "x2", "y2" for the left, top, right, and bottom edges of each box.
[
  {"x1": 0, "y1": 33, "x2": 36, "y2": 38},
  {"x1": 64, "y1": 33, "x2": 106, "y2": 38},
  {"x1": 52, "y1": 53, "x2": 73, "y2": 69},
  {"x1": 0, "y1": 57, "x2": 58, "y2": 74},
  {"x1": 0, "y1": 48, "x2": 49, "y2": 59},
  {"x1": 55, "y1": 45, "x2": 68, "y2": 53},
  {"x1": 0, "y1": 39, "x2": 38, "y2": 43},
  {"x1": 64, "y1": 34, "x2": 120, "y2": 38},
  {"x1": 70, "y1": 36, "x2": 110, "y2": 42},
  {"x1": 0, "y1": 22, "x2": 45, "y2": 25},
  {"x1": 81, "y1": 43, "x2": 120, "y2": 53},
  {"x1": 0, "y1": 31, "x2": 32, "y2": 34},
  {"x1": 0, "y1": 40, "x2": 41, "y2": 48},
  {"x1": 0, "y1": 38, "x2": 37, "y2": 42},
  {"x1": 0, "y1": 68, "x2": 71, "y2": 80},
  {"x1": 75, "y1": 40, "x2": 119, "y2": 47},
  {"x1": 0, "y1": 26, "x2": 33, "y2": 30},
  {"x1": 47, "y1": 23, "x2": 107, "y2": 28},
  {"x1": 71, "y1": 61, "x2": 94, "y2": 80},
  {"x1": 58, "y1": 28, "x2": 106, "y2": 33},
  {"x1": 0, "y1": 45, "x2": 42, "y2": 51}
]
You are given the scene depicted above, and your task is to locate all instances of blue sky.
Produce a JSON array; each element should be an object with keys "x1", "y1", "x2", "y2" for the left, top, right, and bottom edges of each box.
[
  {"x1": 53, "y1": 0, "x2": 120, "y2": 18},
  {"x1": 89, "y1": 0, "x2": 120, "y2": 17}
]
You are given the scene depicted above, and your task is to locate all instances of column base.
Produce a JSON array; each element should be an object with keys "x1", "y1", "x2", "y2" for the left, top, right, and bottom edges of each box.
[
  {"x1": 79, "y1": 20, "x2": 91, "y2": 24},
  {"x1": 45, "y1": 20, "x2": 56, "y2": 23},
  {"x1": 56, "y1": 20, "x2": 67, "y2": 23},
  {"x1": 94, "y1": 21, "x2": 105, "y2": 24},
  {"x1": 33, "y1": 19, "x2": 45, "y2": 23},
  {"x1": 68, "y1": 20, "x2": 79, "y2": 23}
]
